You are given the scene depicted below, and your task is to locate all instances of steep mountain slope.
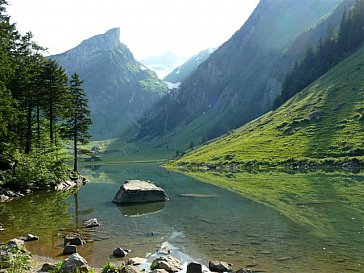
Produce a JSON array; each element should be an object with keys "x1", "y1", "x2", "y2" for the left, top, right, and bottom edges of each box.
[
  {"x1": 164, "y1": 48, "x2": 215, "y2": 84},
  {"x1": 172, "y1": 46, "x2": 364, "y2": 169},
  {"x1": 137, "y1": 0, "x2": 343, "y2": 147},
  {"x1": 51, "y1": 28, "x2": 168, "y2": 139}
]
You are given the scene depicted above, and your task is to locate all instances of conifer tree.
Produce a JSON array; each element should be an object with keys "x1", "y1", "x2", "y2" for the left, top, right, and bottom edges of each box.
[
  {"x1": 62, "y1": 73, "x2": 91, "y2": 172},
  {"x1": 41, "y1": 59, "x2": 68, "y2": 144}
]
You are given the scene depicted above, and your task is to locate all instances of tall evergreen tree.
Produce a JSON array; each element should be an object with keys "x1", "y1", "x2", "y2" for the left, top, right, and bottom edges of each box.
[
  {"x1": 62, "y1": 73, "x2": 91, "y2": 172},
  {"x1": 41, "y1": 59, "x2": 68, "y2": 144}
]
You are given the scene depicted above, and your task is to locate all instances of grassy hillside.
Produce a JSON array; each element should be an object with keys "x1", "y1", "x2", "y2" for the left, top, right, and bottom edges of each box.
[{"x1": 171, "y1": 46, "x2": 364, "y2": 171}]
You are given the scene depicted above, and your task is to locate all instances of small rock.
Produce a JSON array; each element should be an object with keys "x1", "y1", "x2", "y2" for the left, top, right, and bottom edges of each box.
[
  {"x1": 4, "y1": 190, "x2": 16, "y2": 197},
  {"x1": 113, "y1": 247, "x2": 128, "y2": 257},
  {"x1": 64, "y1": 233, "x2": 86, "y2": 246},
  {"x1": 128, "y1": 257, "x2": 147, "y2": 265},
  {"x1": 122, "y1": 265, "x2": 143, "y2": 273},
  {"x1": 187, "y1": 262, "x2": 202, "y2": 273},
  {"x1": 0, "y1": 223, "x2": 4, "y2": 231},
  {"x1": 83, "y1": 218, "x2": 100, "y2": 228},
  {"x1": 209, "y1": 261, "x2": 232, "y2": 272},
  {"x1": 20, "y1": 234, "x2": 39, "y2": 242},
  {"x1": 23, "y1": 189, "x2": 32, "y2": 194},
  {"x1": 63, "y1": 244, "x2": 77, "y2": 255},
  {"x1": 60, "y1": 253, "x2": 90, "y2": 273},
  {"x1": 0, "y1": 194, "x2": 9, "y2": 202},
  {"x1": 7, "y1": 238, "x2": 25, "y2": 252},
  {"x1": 151, "y1": 255, "x2": 182, "y2": 272},
  {"x1": 158, "y1": 246, "x2": 171, "y2": 255},
  {"x1": 40, "y1": 263, "x2": 56, "y2": 272}
]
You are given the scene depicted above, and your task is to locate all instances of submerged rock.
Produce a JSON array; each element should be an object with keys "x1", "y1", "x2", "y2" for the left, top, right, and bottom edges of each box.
[
  {"x1": 63, "y1": 244, "x2": 77, "y2": 255},
  {"x1": 209, "y1": 261, "x2": 232, "y2": 272},
  {"x1": 20, "y1": 234, "x2": 39, "y2": 242},
  {"x1": 113, "y1": 180, "x2": 168, "y2": 204},
  {"x1": 55, "y1": 176, "x2": 87, "y2": 191},
  {"x1": 64, "y1": 233, "x2": 86, "y2": 246},
  {"x1": 60, "y1": 253, "x2": 90, "y2": 273},
  {"x1": 83, "y1": 218, "x2": 100, "y2": 228},
  {"x1": 113, "y1": 247, "x2": 128, "y2": 257}
]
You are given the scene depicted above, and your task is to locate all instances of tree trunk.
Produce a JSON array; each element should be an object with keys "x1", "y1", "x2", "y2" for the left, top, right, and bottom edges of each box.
[
  {"x1": 73, "y1": 117, "x2": 78, "y2": 172},
  {"x1": 36, "y1": 104, "x2": 40, "y2": 147},
  {"x1": 25, "y1": 103, "x2": 32, "y2": 154},
  {"x1": 49, "y1": 98, "x2": 54, "y2": 144}
]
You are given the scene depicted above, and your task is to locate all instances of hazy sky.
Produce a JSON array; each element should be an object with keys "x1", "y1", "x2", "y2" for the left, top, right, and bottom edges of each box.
[{"x1": 7, "y1": 0, "x2": 259, "y2": 60}]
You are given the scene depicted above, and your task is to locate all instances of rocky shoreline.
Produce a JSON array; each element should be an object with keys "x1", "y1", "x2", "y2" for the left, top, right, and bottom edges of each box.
[
  {"x1": 0, "y1": 175, "x2": 87, "y2": 203},
  {"x1": 0, "y1": 234, "x2": 261, "y2": 273},
  {"x1": 171, "y1": 156, "x2": 363, "y2": 174}
]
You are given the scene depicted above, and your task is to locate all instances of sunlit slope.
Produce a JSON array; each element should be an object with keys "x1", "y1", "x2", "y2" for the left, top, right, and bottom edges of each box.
[{"x1": 173, "y1": 46, "x2": 364, "y2": 168}]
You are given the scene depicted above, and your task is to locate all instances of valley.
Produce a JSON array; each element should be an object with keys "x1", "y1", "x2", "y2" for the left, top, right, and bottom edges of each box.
[{"x1": 0, "y1": 0, "x2": 363, "y2": 272}]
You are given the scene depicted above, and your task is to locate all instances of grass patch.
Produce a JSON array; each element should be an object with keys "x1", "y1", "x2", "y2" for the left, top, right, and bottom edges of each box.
[{"x1": 171, "y1": 46, "x2": 364, "y2": 170}]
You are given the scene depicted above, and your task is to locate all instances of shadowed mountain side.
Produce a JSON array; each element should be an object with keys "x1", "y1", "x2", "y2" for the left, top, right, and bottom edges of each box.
[
  {"x1": 51, "y1": 28, "x2": 168, "y2": 140},
  {"x1": 136, "y1": 0, "x2": 343, "y2": 148}
]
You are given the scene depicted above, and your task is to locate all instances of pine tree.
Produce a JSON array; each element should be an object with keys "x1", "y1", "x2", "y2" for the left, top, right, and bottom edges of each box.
[
  {"x1": 62, "y1": 73, "x2": 91, "y2": 172},
  {"x1": 41, "y1": 59, "x2": 68, "y2": 144}
]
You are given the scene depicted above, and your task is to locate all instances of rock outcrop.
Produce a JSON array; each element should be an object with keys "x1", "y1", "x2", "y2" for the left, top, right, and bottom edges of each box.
[{"x1": 113, "y1": 180, "x2": 168, "y2": 204}]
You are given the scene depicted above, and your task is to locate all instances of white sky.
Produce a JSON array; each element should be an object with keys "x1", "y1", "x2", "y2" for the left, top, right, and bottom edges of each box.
[{"x1": 7, "y1": 0, "x2": 259, "y2": 60}]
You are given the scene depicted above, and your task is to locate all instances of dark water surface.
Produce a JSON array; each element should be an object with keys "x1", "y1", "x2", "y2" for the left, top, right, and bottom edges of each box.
[{"x1": 0, "y1": 163, "x2": 363, "y2": 272}]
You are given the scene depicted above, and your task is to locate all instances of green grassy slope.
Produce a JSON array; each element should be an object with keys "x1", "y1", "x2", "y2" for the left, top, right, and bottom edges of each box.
[{"x1": 171, "y1": 46, "x2": 364, "y2": 170}]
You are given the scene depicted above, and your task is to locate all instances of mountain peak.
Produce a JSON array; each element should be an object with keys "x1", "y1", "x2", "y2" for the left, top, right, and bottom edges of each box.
[{"x1": 81, "y1": 27, "x2": 121, "y2": 51}]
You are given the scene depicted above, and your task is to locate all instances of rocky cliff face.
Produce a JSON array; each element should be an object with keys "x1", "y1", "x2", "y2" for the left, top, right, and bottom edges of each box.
[
  {"x1": 51, "y1": 28, "x2": 168, "y2": 139},
  {"x1": 137, "y1": 0, "x2": 343, "y2": 146}
]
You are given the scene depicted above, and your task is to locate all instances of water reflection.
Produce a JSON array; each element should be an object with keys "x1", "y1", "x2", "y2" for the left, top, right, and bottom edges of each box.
[
  {"x1": 116, "y1": 201, "x2": 167, "y2": 217},
  {"x1": 0, "y1": 164, "x2": 363, "y2": 272}
]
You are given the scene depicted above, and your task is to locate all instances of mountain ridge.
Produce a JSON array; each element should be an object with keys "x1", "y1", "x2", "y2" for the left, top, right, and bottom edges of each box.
[
  {"x1": 137, "y1": 0, "x2": 343, "y2": 147},
  {"x1": 51, "y1": 28, "x2": 168, "y2": 139}
]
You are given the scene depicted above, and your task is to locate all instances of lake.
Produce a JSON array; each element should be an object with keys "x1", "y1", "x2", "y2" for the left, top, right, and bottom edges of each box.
[{"x1": 0, "y1": 163, "x2": 363, "y2": 272}]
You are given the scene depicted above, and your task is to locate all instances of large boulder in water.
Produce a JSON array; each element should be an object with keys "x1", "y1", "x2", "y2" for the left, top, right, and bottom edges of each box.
[{"x1": 113, "y1": 180, "x2": 168, "y2": 204}]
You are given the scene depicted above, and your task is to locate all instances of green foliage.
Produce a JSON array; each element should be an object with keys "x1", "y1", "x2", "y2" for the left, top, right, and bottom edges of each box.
[
  {"x1": 0, "y1": 252, "x2": 30, "y2": 273},
  {"x1": 0, "y1": 2, "x2": 92, "y2": 189},
  {"x1": 101, "y1": 259, "x2": 124, "y2": 273},
  {"x1": 171, "y1": 46, "x2": 364, "y2": 169},
  {"x1": 150, "y1": 260, "x2": 158, "y2": 270},
  {"x1": 61, "y1": 73, "x2": 91, "y2": 172},
  {"x1": 274, "y1": 1, "x2": 364, "y2": 108},
  {"x1": 3, "y1": 147, "x2": 69, "y2": 189}
]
